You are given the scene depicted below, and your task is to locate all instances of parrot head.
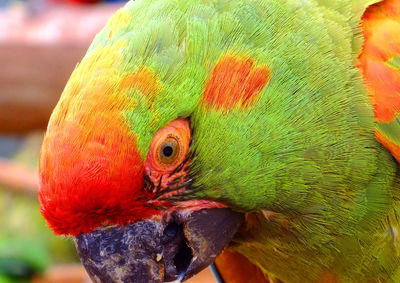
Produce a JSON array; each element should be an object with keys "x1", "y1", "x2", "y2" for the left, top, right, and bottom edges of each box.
[
  {"x1": 37, "y1": 1, "x2": 275, "y2": 281},
  {"x1": 39, "y1": 0, "x2": 400, "y2": 282},
  {"x1": 39, "y1": 92, "x2": 243, "y2": 282},
  {"x1": 38, "y1": 45, "x2": 247, "y2": 282}
]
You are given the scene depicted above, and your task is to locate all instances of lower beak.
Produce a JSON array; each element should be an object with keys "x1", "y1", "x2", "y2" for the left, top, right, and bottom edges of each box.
[{"x1": 74, "y1": 208, "x2": 244, "y2": 282}]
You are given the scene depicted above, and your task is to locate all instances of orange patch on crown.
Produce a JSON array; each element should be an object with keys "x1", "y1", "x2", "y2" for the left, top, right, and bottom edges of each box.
[
  {"x1": 202, "y1": 55, "x2": 271, "y2": 111},
  {"x1": 120, "y1": 67, "x2": 162, "y2": 98},
  {"x1": 359, "y1": 0, "x2": 400, "y2": 122}
]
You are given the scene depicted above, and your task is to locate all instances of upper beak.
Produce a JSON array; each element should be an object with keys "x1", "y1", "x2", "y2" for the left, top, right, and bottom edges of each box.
[{"x1": 74, "y1": 208, "x2": 244, "y2": 282}]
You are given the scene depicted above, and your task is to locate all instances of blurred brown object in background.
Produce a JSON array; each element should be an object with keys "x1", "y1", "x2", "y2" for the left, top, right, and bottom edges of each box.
[
  {"x1": 32, "y1": 264, "x2": 92, "y2": 283},
  {"x1": 0, "y1": 157, "x2": 38, "y2": 193},
  {"x1": 0, "y1": 2, "x2": 121, "y2": 134},
  {"x1": 0, "y1": 45, "x2": 86, "y2": 133}
]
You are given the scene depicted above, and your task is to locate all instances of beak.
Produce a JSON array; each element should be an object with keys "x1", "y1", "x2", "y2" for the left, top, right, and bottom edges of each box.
[{"x1": 74, "y1": 208, "x2": 244, "y2": 282}]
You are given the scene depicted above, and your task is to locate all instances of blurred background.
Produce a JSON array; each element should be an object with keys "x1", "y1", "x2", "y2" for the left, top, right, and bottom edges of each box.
[{"x1": 0, "y1": 0, "x2": 214, "y2": 282}]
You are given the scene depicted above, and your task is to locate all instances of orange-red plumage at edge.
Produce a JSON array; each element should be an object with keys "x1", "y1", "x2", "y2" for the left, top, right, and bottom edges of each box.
[{"x1": 359, "y1": 0, "x2": 400, "y2": 161}]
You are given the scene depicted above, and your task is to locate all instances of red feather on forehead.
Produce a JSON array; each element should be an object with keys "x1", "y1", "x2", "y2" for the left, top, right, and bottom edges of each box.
[{"x1": 39, "y1": 43, "x2": 160, "y2": 236}]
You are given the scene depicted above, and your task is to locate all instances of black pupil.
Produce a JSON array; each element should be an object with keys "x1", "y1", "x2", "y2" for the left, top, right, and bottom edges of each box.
[{"x1": 162, "y1": 145, "x2": 174, "y2": 157}]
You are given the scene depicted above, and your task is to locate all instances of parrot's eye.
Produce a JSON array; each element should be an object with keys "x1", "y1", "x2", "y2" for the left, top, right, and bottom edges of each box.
[
  {"x1": 162, "y1": 144, "x2": 173, "y2": 157},
  {"x1": 158, "y1": 136, "x2": 180, "y2": 164},
  {"x1": 146, "y1": 119, "x2": 191, "y2": 173}
]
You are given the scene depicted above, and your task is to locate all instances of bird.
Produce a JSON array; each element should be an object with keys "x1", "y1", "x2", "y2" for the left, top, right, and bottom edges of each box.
[{"x1": 38, "y1": 0, "x2": 400, "y2": 282}]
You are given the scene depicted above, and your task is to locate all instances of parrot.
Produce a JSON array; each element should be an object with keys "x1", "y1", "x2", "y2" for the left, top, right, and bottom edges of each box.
[{"x1": 38, "y1": 0, "x2": 400, "y2": 282}]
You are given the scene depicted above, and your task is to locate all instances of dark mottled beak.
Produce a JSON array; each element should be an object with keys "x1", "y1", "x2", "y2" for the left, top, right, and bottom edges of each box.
[{"x1": 74, "y1": 208, "x2": 244, "y2": 282}]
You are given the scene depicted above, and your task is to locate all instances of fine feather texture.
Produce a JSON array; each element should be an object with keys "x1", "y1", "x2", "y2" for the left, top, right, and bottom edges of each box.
[
  {"x1": 38, "y1": 0, "x2": 400, "y2": 282},
  {"x1": 39, "y1": 41, "x2": 155, "y2": 235},
  {"x1": 201, "y1": 54, "x2": 271, "y2": 111}
]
